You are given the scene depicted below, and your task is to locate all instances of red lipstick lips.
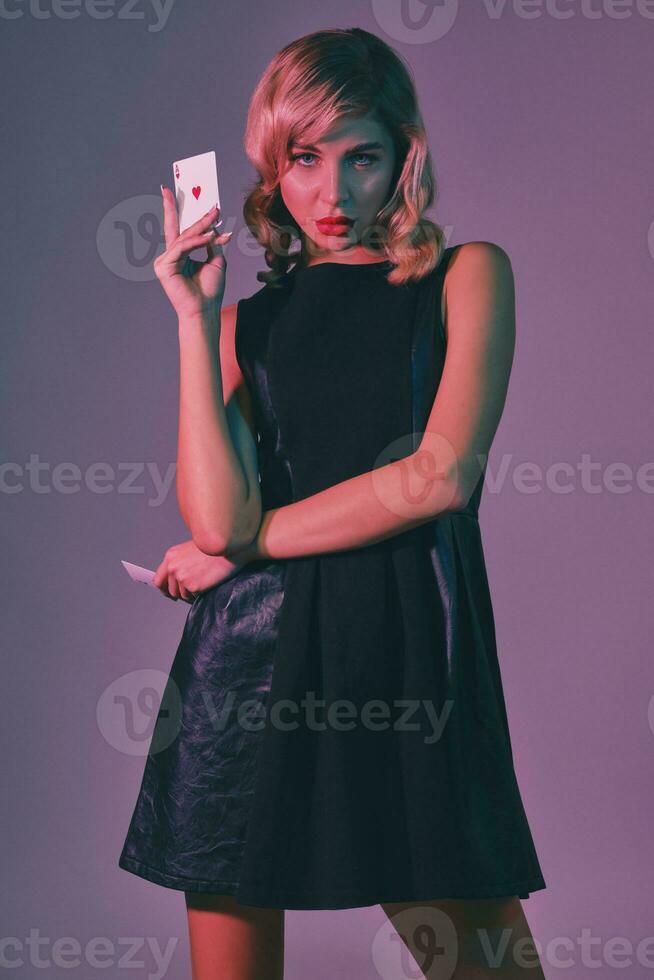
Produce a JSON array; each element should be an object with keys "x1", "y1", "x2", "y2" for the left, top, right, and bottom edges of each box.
[
  {"x1": 315, "y1": 215, "x2": 354, "y2": 236},
  {"x1": 317, "y1": 215, "x2": 354, "y2": 224}
]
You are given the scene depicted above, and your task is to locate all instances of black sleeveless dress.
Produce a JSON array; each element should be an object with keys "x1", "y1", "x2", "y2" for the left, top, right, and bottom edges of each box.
[{"x1": 118, "y1": 247, "x2": 547, "y2": 910}]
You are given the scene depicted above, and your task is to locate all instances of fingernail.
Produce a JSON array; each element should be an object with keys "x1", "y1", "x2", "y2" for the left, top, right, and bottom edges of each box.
[
  {"x1": 160, "y1": 183, "x2": 165, "y2": 194},
  {"x1": 223, "y1": 231, "x2": 233, "y2": 240}
]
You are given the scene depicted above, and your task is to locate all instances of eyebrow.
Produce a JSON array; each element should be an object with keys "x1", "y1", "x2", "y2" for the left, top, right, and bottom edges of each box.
[{"x1": 290, "y1": 140, "x2": 385, "y2": 154}]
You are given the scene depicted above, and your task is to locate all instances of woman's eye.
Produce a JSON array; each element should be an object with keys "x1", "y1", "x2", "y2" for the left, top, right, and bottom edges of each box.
[
  {"x1": 292, "y1": 152, "x2": 317, "y2": 166},
  {"x1": 291, "y1": 152, "x2": 378, "y2": 168},
  {"x1": 351, "y1": 153, "x2": 376, "y2": 167}
]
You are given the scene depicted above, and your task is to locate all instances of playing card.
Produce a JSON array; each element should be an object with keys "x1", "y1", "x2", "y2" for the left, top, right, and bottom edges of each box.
[
  {"x1": 120, "y1": 559, "x2": 195, "y2": 603},
  {"x1": 172, "y1": 150, "x2": 222, "y2": 233},
  {"x1": 121, "y1": 559, "x2": 157, "y2": 588}
]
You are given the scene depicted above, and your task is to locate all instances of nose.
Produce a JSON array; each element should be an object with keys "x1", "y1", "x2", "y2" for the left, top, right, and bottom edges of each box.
[{"x1": 320, "y1": 163, "x2": 350, "y2": 207}]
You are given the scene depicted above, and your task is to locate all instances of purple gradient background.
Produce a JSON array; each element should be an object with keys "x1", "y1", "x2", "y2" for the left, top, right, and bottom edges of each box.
[{"x1": 2, "y1": 1, "x2": 653, "y2": 977}]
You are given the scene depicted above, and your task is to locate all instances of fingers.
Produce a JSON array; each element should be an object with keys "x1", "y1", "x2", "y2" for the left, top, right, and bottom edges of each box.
[
  {"x1": 206, "y1": 231, "x2": 233, "y2": 264},
  {"x1": 157, "y1": 227, "x2": 232, "y2": 271},
  {"x1": 161, "y1": 185, "x2": 180, "y2": 249},
  {"x1": 153, "y1": 558, "x2": 178, "y2": 601},
  {"x1": 153, "y1": 549, "x2": 199, "y2": 603},
  {"x1": 152, "y1": 545, "x2": 201, "y2": 605},
  {"x1": 167, "y1": 572, "x2": 180, "y2": 601},
  {"x1": 175, "y1": 201, "x2": 221, "y2": 243},
  {"x1": 164, "y1": 571, "x2": 196, "y2": 603},
  {"x1": 153, "y1": 558, "x2": 171, "y2": 596},
  {"x1": 181, "y1": 202, "x2": 221, "y2": 238}
]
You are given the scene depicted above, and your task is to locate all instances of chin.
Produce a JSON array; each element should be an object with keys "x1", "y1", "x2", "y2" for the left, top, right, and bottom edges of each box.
[{"x1": 311, "y1": 231, "x2": 357, "y2": 249}]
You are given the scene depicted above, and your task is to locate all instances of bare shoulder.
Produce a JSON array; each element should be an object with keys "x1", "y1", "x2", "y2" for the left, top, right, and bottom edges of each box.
[
  {"x1": 445, "y1": 240, "x2": 513, "y2": 292},
  {"x1": 442, "y1": 241, "x2": 515, "y2": 342}
]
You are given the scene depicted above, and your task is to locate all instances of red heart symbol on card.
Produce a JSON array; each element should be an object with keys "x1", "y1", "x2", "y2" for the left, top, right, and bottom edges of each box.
[{"x1": 192, "y1": 186, "x2": 201, "y2": 200}]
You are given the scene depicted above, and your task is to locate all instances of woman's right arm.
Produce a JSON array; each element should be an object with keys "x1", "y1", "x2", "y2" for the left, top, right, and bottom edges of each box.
[
  {"x1": 176, "y1": 302, "x2": 262, "y2": 553},
  {"x1": 155, "y1": 187, "x2": 261, "y2": 555}
]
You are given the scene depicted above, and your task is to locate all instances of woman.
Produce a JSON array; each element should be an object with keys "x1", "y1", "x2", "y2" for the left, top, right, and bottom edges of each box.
[{"x1": 119, "y1": 27, "x2": 548, "y2": 980}]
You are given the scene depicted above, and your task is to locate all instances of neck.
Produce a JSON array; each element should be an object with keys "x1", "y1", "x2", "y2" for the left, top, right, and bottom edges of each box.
[{"x1": 297, "y1": 246, "x2": 387, "y2": 269}]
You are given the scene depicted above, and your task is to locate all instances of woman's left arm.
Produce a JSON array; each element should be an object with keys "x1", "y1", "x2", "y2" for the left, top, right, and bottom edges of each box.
[{"x1": 217, "y1": 241, "x2": 516, "y2": 563}]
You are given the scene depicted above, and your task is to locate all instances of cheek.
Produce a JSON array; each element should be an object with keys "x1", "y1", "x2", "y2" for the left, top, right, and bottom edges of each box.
[
  {"x1": 360, "y1": 169, "x2": 394, "y2": 207},
  {"x1": 279, "y1": 174, "x2": 314, "y2": 217}
]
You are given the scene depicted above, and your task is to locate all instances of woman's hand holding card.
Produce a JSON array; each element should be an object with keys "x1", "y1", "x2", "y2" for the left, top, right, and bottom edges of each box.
[{"x1": 154, "y1": 189, "x2": 232, "y2": 321}]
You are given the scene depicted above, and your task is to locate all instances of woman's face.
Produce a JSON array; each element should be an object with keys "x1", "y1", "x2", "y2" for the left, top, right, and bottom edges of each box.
[{"x1": 278, "y1": 112, "x2": 397, "y2": 266}]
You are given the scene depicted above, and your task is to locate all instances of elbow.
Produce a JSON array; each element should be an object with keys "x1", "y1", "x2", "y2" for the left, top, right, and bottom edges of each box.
[
  {"x1": 432, "y1": 464, "x2": 473, "y2": 517},
  {"x1": 409, "y1": 444, "x2": 480, "y2": 518},
  {"x1": 193, "y1": 527, "x2": 249, "y2": 557},
  {"x1": 193, "y1": 494, "x2": 263, "y2": 557},
  {"x1": 193, "y1": 530, "x2": 229, "y2": 557},
  {"x1": 191, "y1": 518, "x2": 231, "y2": 555},
  {"x1": 447, "y1": 486, "x2": 471, "y2": 515},
  {"x1": 409, "y1": 444, "x2": 469, "y2": 518},
  {"x1": 442, "y1": 481, "x2": 468, "y2": 516},
  {"x1": 447, "y1": 468, "x2": 482, "y2": 515}
]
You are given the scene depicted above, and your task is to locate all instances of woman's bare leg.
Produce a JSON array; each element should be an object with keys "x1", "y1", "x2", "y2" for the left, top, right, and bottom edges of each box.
[
  {"x1": 381, "y1": 896, "x2": 546, "y2": 979},
  {"x1": 184, "y1": 892, "x2": 285, "y2": 980}
]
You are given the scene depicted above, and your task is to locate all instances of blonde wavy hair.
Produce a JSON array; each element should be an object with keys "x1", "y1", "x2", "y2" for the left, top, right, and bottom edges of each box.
[{"x1": 242, "y1": 27, "x2": 446, "y2": 288}]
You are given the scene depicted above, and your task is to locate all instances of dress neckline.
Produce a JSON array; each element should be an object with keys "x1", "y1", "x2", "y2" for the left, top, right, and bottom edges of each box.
[{"x1": 291, "y1": 258, "x2": 393, "y2": 274}]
